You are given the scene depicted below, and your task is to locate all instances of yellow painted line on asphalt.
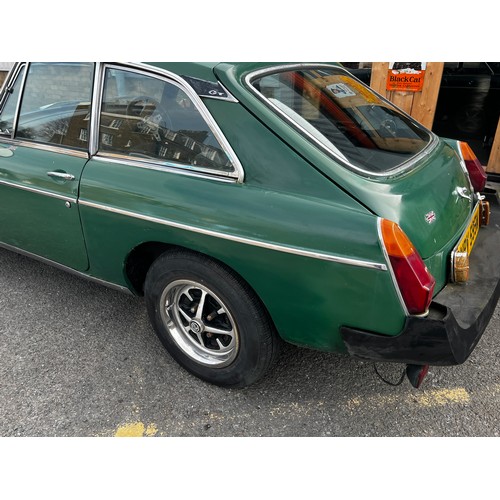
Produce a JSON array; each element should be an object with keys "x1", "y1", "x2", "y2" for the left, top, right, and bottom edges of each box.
[
  {"x1": 347, "y1": 387, "x2": 470, "y2": 410},
  {"x1": 104, "y1": 384, "x2": 500, "y2": 435},
  {"x1": 416, "y1": 387, "x2": 470, "y2": 407},
  {"x1": 114, "y1": 421, "x2": 159, "y2": 437}
]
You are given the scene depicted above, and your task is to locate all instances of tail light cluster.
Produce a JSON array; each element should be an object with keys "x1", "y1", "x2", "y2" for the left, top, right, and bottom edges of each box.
[
  {"x1": 378, "y1": 141, "x2": 483, "y2": 315},
  {"x1": 459, "y1": 141, "x2": 487, "y2": 193},
  {"x1": 380, "y1": 219, "x2": 436, "y2": 316}
]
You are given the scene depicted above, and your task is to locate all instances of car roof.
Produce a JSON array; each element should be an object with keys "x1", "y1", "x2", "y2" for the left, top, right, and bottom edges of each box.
[
  {"x1": 145, "y1": 62, "x2": 341, "y2": 83},
  {"x1": 145, "y1": 62, "x2": 222, "y2": 82}
]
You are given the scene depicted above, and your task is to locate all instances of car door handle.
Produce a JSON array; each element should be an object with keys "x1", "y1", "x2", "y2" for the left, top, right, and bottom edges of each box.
[{"x1": 47, "y1": 171, "x2": 75, "y2": 181}]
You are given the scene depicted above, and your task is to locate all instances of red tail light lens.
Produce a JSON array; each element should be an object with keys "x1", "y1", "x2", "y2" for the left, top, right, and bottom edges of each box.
[
  {"x1": 459, "y1": 141, "x2": 487, "y2": 192},
  {"x1": 380, "y1": 219, "x2": 436, "y2": 315}
]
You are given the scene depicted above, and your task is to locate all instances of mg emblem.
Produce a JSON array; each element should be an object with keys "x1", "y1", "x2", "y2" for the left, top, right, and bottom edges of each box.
[
  {"x1": 425, "y1": 211, "x2": 437, "y2": 224},
  {"x1": 190, "y1": 320, "x2": 203, "y2": 334}
]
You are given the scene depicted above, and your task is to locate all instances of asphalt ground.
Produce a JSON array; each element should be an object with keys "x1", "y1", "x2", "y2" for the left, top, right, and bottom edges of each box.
[{"x1": 1, "y1": 246, "x2": 499, "y2": 438}]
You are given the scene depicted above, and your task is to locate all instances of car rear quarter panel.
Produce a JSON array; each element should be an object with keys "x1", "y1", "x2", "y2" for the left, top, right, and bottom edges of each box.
[
  {"x1": 78, "y1": 101, "x2": 406, "y2": 351},
  {"x1": 214, "y1": 63, "x2": 473, "y2": 296}
]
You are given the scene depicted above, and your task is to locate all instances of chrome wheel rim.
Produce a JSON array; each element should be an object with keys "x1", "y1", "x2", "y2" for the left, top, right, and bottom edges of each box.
[{"x1": 160, "y1": 280, "x2": 239, "y2": 367}]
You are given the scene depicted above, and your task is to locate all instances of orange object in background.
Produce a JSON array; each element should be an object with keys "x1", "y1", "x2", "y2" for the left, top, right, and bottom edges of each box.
[{"x1": 386, "y1": 62, "x2": 426, "y2": 92}]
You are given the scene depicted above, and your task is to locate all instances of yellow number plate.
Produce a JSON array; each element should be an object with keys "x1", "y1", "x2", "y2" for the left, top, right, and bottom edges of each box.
[{"x1": 456, "y1": 203, "x2": 481, "y2": 256}]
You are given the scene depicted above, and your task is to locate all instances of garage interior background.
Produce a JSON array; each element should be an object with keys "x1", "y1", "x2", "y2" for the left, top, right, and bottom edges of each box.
[{"x1": 1, "y1": 62, "x2": 498, "y2": 174}]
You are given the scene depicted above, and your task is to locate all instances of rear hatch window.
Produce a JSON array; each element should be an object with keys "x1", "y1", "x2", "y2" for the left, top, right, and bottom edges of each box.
[{"x1": 249, "y1": 65, "x2": 434, "y2": 176}]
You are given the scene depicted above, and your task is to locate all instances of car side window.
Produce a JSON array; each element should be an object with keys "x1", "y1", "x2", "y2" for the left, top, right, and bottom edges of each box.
[
  {"x1": 16, "y1": 62, "x2": 94, "y2": 150},
  {"x1": 98, "y1": 67, "x2": 234, "y2": 173},
  {"x1": 0, "y1": 65, "x2": 26, "y2": 137}
]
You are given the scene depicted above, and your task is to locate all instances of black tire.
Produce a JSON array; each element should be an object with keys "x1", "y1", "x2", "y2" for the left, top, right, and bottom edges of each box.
[{"x1": 144, "y1": 249, "x2": 281, "y2": 388}]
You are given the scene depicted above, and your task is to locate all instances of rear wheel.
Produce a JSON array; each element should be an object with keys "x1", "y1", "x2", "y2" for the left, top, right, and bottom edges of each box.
[{"x1": 144, "y1": 250, "x2": 280, "y2": 387}]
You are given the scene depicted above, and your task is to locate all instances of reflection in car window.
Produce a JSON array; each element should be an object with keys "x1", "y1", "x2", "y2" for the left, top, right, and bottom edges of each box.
[
  {"x1": 0, "y1": 66, "x2": 26, "y2": 137},
  {"x1": 16, "y1": 62, "x2": 94, "y2": 149},
  {"x1": 252, "y1": 67, "x2": 432, "y2": 173},
  {"x1": 98, "y1": 68, "x2": 234, "y2": 173}
]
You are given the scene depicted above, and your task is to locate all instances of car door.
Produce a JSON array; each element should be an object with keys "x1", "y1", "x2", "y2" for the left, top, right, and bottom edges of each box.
[
  {"x1": 77, "y1": 64, "x2": 242, "y2": 284},
  {"x1": 0, "y1": 62, "x2": 94, "y2": 271}
]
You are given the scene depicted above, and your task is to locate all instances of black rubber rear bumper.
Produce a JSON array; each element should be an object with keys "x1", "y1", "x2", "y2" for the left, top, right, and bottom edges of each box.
[{"x1": 341, "y1": 187, "x2": 500, "y2": 366}]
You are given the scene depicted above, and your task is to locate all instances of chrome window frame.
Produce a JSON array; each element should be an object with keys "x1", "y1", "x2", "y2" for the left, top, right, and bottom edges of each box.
[
  {"x1": 244, "y1": 63, "x2": 439, "y2": 180},
  {"x1": 0, "y1": 62, "x2": 27, "y2": 140},
  {"x1": 92, "y1": 62, "x2": 244, "y2": 183},
  {"x1": 1, "y1": 62, "x2": 244, "y2": 183},
  {"x1": 0, "y1": 62, "x2": 92, "y2": 158}
]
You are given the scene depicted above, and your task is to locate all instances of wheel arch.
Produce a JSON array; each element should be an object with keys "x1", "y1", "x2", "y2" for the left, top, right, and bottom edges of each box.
[
  {"x1": 125, "y1": 241, "x2": 179, "y2": 295},
  {"x1": 124, "y1": 242, "x2": 276, "y2": 328},
  {"x1": 126, "y1": 241, "x2": 282, "y2": 346}
]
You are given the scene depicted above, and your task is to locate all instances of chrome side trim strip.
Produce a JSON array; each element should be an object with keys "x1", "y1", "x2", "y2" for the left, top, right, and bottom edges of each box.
[
  {"x1": 0, "y1": 241, "x2": 133, "y2": 295},
  {"x1": 0, "y1": 178, "x2": 77, "y2": 203},
  {"x1": 79, "y1": 199, "x2": 388, "y2": 271}
]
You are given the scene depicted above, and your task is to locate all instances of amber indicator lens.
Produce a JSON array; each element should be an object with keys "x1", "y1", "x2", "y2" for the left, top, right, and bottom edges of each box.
[{"x1": 381, "y1": 219, "x2": 435, "y2": 315}]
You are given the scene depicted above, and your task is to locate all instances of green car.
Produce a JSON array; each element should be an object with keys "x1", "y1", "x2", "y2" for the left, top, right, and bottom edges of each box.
[{"x1": 1, "y1": 62, "x2": 499, "y2": 389}]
